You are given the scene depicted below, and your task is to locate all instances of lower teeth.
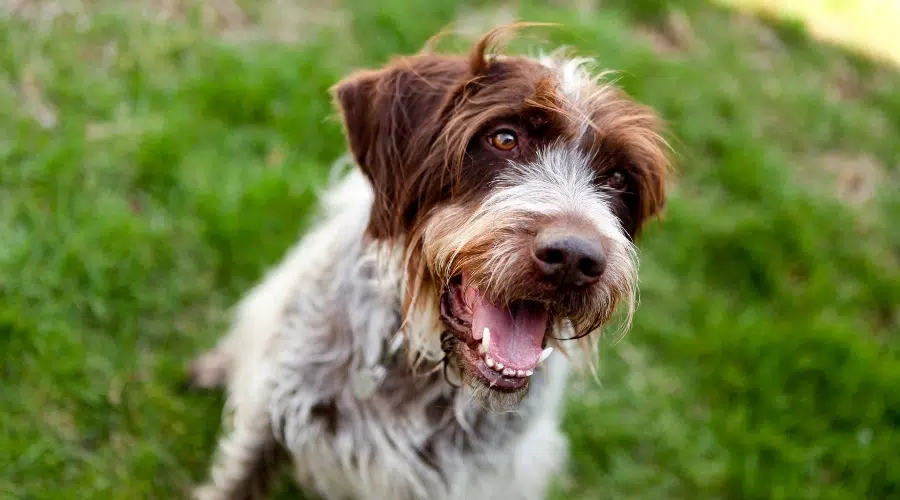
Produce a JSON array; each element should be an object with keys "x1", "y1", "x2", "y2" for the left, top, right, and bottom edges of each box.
[
  {"x1": 481, "y1": 354, "x2": 531, "y2": 378},
  {"x1": 476, "y1": 327, "x2": 540, "y2": 379}
]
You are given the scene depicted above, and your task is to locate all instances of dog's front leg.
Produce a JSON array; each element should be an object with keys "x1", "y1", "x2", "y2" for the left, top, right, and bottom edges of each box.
[
  {"x1": 193, "y1": 376, "x2": 285, "y2": 500},
  {"x1": 192, "y1": 364, "x2": 284, "y2": 500}
]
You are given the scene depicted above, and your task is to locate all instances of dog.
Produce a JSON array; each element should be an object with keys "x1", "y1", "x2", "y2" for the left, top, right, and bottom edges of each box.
[{"x1": 188, "y1": 25, "x2": 671, "y2": 500}]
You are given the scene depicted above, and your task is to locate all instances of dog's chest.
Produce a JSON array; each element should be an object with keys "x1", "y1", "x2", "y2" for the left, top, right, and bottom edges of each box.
[
  {"x1": 262, "y1": 244, "x2": 557, "y2": 498},
  {"x1": 268, "y1": 347, "x2": 535, "y2": 499}
]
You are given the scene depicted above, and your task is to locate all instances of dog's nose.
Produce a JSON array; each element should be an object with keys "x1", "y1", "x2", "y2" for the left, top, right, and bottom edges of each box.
[{"x1": 532, "y1": 228, "x2": 606, "y2": 287}]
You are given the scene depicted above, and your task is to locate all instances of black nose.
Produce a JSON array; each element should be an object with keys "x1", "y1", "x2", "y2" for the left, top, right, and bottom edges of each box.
[{"x1": 532, "y1": 228, "x2": 606, "y2": 287}]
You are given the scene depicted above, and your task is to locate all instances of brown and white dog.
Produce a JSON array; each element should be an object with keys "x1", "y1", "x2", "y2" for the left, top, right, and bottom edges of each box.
[{"x1": 189, "y1": 26, "x2": 671, "y2": 500}]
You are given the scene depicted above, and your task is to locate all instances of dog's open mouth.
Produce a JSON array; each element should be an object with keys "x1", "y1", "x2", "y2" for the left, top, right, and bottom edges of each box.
[{"x1": 440, "y1": 274, "x2": 552, "y2": 392}]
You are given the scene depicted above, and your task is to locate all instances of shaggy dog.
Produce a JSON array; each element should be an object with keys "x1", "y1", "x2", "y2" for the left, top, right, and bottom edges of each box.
[{"x1": 189, "y1": 25, "x2": 671, "y2": 500}]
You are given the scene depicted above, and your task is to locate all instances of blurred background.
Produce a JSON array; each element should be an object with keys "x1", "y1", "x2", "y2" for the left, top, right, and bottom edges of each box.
[{"x1": 2, "y1": 0, "x2": 898, "y2": 498}]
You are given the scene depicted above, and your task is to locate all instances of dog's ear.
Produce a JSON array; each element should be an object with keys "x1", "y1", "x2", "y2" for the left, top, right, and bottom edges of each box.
[
  {"x1": 331, "y1": 57, "x2": 471, "y2": 239},
  {"x1": 630, "y1": 171, "x2": 668, "y2": 240},
  {"x1": 331, "y1": 70, "x2": 378, "y2": 173},
  {"x1": 330, "y1": 25, "x2": 522, "y2": 240},
  {"x1": 623, "y1": 116, "x2": 672, "y2": 240}
]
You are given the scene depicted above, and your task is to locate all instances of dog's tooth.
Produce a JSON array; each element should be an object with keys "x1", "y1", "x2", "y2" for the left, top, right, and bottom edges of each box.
[
  {"x1": 525, "y1": 370, "x2": 534, "y2": 377},
  {"x1": 503, "y1": 368, "x2": 515, "y2": 377},
  {"x1": 516, "y1": 370, "x2": 526, "y2": 378},
  {"x1": 496, "y1": 362, "x2": 504, "y2": 370},
  {"x1": 482, "y1": 328, "x2": 491, "y2": 353},
  {"x1": 486, "y1": 356, "x2": 494, "y2": 368},
  {"x1": 537, "y1": 347, "x2": 554, "y2": 365}
]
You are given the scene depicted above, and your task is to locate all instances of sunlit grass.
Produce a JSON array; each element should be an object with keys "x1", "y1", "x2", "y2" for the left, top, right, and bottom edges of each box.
[{"x1": 716, "y1": 0, "x2": 900, "y2": 67}]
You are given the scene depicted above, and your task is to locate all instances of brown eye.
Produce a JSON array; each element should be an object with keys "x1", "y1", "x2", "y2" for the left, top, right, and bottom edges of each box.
[
  {"x1": 489, "y1": 130, "x2": 517, "y2": 151},
  {"x1": 606, "y1": 171, "x2": 627, "y2": 190}
]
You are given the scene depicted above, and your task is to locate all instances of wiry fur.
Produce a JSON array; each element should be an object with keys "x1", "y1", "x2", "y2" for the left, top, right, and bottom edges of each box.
[
  {"x1": 189, "y1": 26, "x2": 670, "y2": 500},
  {"x1": 422, "y1": 146, "x2": 639, "y2": 339},
  {"x1": 191, "y1": 168, "x2": 570, "y2": 500}
]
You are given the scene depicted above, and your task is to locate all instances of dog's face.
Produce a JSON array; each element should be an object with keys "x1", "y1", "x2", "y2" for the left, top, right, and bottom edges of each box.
[{"x1": 333, "y1": 29, "x2": 669, "y2": 406}]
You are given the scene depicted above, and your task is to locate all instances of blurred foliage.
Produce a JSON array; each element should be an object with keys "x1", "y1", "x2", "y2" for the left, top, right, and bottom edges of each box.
[{"x1": 1, "y1": 0, "x2": 898, "y2": 498}]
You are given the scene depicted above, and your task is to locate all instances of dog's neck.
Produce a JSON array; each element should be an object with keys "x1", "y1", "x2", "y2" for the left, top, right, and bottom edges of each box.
[{"x1": 341, "y1": 239, "x2": 421, "y2": 396}]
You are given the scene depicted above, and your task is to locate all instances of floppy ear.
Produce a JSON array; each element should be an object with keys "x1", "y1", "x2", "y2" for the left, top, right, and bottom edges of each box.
[
  {"x1": 591, "y1": 99, "x2": 672, "y2": 240},
  {"x1": 330, "y1": 69, "x2": 380, "y2": 175},
  {"x1": 331, "y1": 57, "x2": 472, "y2": 239},
  {"x1": 628, "y1": 111, "x2": 672, "y2": 240}
]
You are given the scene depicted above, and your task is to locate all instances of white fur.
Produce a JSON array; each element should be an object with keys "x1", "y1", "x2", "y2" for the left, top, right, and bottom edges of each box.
[
  {"x1": 490, "y1": 146, "x2": 632, "y2": 242},
  {"x1": 538, "y1": 55, "x2": 594, "y2": 105},
  {"x1": 538, "y1": 53, "x2": 623, "y2": 140},
  {"x1": 422, "y1": 144, "x2": 639, "y2": 338},
  {"x1": 501, "y1": 146, "x2": 639, "y2": 311}
]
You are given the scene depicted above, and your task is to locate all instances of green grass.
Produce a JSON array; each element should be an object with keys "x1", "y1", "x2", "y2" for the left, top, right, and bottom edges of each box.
[{"x1": 2, "y1": 0, "x2": 899, "y2": 498}]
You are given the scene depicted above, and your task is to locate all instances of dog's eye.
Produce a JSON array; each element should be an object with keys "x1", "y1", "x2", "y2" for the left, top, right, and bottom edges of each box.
[
  {"x1": 605, "y1": 171, "x2": 627, "y2": 190},
  {"x1": 489, "y1": 130, "x2": 518, "y2": 152}
]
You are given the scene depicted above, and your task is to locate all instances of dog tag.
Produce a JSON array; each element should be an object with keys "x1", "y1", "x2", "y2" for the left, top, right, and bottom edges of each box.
[{"x1": 351, "y1": 364, "x2": 387, "y2": 400}]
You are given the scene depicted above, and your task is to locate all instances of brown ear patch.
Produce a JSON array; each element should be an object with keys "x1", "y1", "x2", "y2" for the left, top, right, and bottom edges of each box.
[
  {"x1": 579, "y1": 93, "x2": 672, "y2": 239},
  {"x1": 330, "y1": 55, "x2": 474, "y2": 239},
  {"x1": 329, "y1": 24, "x2": 561, "y2": 240},
  {"x1": 331, "y1": 69, "x2": 382, "y2": 173}
]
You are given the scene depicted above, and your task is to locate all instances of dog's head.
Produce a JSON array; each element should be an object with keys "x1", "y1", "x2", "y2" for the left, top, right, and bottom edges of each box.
[{"x1": 332, "y1": 27, "x2": 670, "y2": 408}]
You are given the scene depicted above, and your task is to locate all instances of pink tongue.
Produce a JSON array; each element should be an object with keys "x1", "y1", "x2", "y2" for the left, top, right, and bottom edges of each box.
[{"x1": 466, "y1": 287, "x2": 548, "y2": 371}]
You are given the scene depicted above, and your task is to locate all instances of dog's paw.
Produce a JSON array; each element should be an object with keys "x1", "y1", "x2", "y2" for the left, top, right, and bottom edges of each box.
[{"x1": 187, "y1": 349, "x2": 231, "y2": 390}]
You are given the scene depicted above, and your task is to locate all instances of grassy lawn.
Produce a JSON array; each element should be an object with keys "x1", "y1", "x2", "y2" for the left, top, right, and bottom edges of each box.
[{"x1": 2, "y1": 0, "x2": 899, "y2": 498}]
